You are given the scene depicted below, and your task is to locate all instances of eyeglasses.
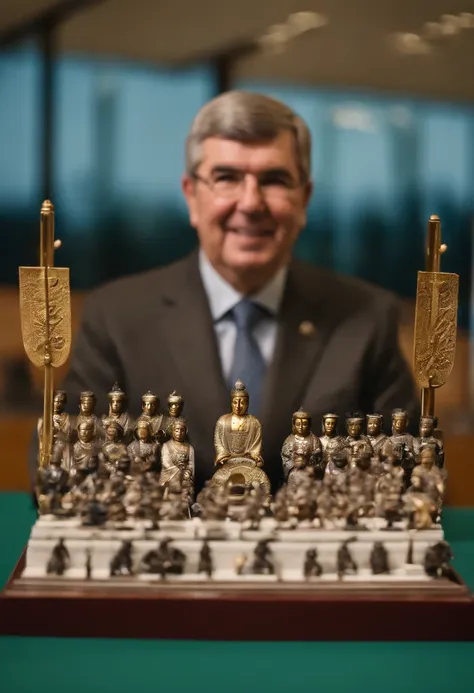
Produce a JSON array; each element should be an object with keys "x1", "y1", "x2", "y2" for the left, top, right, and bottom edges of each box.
[{"x1": 192, "y1": 167, "x2": 302, "y2": 200}]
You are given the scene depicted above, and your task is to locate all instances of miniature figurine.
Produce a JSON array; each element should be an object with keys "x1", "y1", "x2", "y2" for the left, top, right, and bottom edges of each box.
[
  {"x1": 403, "y1": 470, "x2": 437, "y2": 529},
  {"x1": 382, "y1": 409, "x2": 416, "y2": 488},
  {"x1": 46, "y1": 538, "x2": 70, "y2": 576},
  {"x1": 198, "y1": 540, "x2": 213, "y2": 578},
  {"x1": 281, "y1": 409, "x2": 323, "y2": 481},
  {"x1": 304, "y1": 548, "x2": 323, "y2": 578},
  {"x1": 102, "y1": 383, "x2": 133, "y2": 443},
  {"x1": 101, "y1": 420, "x2": 128, "y2": 472},
  {"x1": 110, "y1": 540, "x2": 134, "y2": 576},
  {"x1": 140, "y1": 538, "x2": 186, "y2": 578},
  {"x1": 214, "y1": 380, "x2": 263, "y2": 467},
  {"x1": 162, "y1": 391, "x2": 185, "y2": 440},
  {"x1": 337, "y1": 537, "x2": 358, "y2": 579},
  {"x1": 412, "y1": 444, "x2": 446, "y2": 520},
  {"x1": 242, "y1": 483, "x2": 267, "y2": 529},
  {"x1": 320, "y1": 413, "x2": 345, "y2": 462},
  {"x1": 196, "y1": 483, "x2": 228, "y2": 521},
  {"x1": 140, "y1": 391, "x2": 165, "y2": 442},
  {"x1": 72, "y1": 420, "x2": 101, "y2": 471},
  {"x1": 37, "y1": 390, "x2": 72, "y2": 467},
  {"x1": 325, "y1": 449, "x2": 349, "y2": 476},
  {"x1": 345, "y1": 462, "x2": 375, "y2": 529},
  {"x1": 76, "y1": 390, "x2": 102, "y2": 439},
  {"x1": 252, "y1": 539, "x2": 275, "y2": 575},
  {"x1": 127, "y1": 419, "x2": 160, "y2": 475},
  {"x1": 375, "y1": 465, "x2": 404, "y2": 529},
  {"x1": 344, "y1": 413, "x2": 373, "y2": 463},
  {"x1": 36, "y1": 442, "x2": 70, "y2": 513},
  {"x1": 424, "y1": 541, "x2": 460, "y2": 583},
  {"x1": 414, "y1": 416, "x2": 444, "y2": 468},
  {"x1": 159, "y1": 419, "x2": 194, "y2": 504},
  {"x1": 366, "y1": 413, "x2": 387, "y2": 457},
  {"x1": 81, "y1": 490, "x2": 108, "y2": 526},
  {"x1": 369, "y1": 541, "x2": 390, "y2": 574},
  {"x1": 285, "y1": 448, "x2": 317, "y2": 492}
]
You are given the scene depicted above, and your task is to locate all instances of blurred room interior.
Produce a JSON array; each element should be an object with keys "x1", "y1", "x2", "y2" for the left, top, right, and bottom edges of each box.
[{"x1": 0, "y1": 0, "x2": 473, "y2": 502}]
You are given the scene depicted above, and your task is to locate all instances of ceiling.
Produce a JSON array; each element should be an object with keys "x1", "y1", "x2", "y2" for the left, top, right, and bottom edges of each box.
[{"x1": 2, "y1": 0, "x2": 474, "y2": 102}]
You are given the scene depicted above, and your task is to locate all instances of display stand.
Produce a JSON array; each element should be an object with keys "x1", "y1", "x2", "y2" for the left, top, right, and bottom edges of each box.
[{"x1": 1, "y1": 549, "x2": 473, "y2": 641}]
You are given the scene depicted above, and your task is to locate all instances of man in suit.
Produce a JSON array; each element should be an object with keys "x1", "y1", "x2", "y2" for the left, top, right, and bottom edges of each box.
[{"x1": 46, "y1": 91, "x2": 418, "y2": 493}]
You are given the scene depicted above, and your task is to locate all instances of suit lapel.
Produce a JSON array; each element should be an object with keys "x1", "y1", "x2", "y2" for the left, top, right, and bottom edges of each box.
[
  {"x1": 158, "y1": 253, "x2": 228, "y2": 437},
  {"x1": 260, "y1": 260, "x2": 333, "y2": 459}
]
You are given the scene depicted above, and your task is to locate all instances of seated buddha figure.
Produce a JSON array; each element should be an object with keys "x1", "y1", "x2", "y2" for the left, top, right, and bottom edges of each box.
[{"x1": 214, "y1": 380, "x2": 263, "y2": 467}]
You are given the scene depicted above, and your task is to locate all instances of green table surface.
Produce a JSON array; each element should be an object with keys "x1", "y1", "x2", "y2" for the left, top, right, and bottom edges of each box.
[{"x1": 1, "y1": 492, "x2": 474, "y2": 693}]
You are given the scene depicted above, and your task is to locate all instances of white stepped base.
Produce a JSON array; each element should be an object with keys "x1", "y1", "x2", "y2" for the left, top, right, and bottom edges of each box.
[{"x1": 21, "y1": 516, "x2": 444, "y2": 585}]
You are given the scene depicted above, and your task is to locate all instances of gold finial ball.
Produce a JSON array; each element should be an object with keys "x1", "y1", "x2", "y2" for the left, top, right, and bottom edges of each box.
[
  {"x1": 41, "y1": 200, "x2": 55, "y2": 213},
  {"x1": 299, "y1": 320, "x2": 316, "y2": 337},
  {"x1": 429, "y1": 214, "x2": 440, "y2": 221}
]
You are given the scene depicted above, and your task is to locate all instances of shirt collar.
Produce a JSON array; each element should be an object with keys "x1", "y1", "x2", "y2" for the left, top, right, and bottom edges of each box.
[{"x1": 198, "y1": 249, "x2": 287, "y2": 322}]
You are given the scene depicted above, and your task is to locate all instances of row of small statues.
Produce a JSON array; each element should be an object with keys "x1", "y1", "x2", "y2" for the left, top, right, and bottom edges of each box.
[
  {"x1": 46, "y1": 536, "x2": 457, "y2": 582},
  {"x1": 38, "y1": 438, "x2": 444, "y2": 531},
  {"x1": 39, "y1": 380, "x2": 444, "y2": 509}
]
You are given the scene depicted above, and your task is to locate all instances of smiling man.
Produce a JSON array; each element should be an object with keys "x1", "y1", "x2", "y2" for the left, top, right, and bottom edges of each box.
[{"x1": 53, "y1": 91, "x2": 418, "y2": 493}]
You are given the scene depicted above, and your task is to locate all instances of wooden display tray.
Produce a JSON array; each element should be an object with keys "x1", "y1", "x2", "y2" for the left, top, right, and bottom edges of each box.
[{"x1": 1, "y1": 550, "x2": 474, "y2": 640}]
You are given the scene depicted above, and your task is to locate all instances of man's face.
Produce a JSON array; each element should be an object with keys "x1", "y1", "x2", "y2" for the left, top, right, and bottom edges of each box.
[
  {"x1": 80, "y1": 396, "x2": 94, "y2": 415},
  {"x1": 110, "y1": 398, "x2": 122, "y2": 415},
  {"x1": 393, "y1": 416, "x2": 407, "y2": 434},
  {"x1": 231, "y1": 395, "x2": 248, "y2": 416},
  {"x1": 137, "y1": 424, "x2": 149, "y2": 441},
  {"x1": 169, "y1": 401, "x2": 182, "y2": 417},
  {"x1": 347, "y1": 421, "x2": 362, "y2": 438},
  {"x1": 367, "y1": 418, "x2": 381, "y2": 436},
  {"x1": 293, "y1": 416, "x2": 310, "y2": 436},
  {"x1": 79, "y1": 424, "x2": 93, "y2": 443},
  {"x1": 172, "y1": 422, "x2": 186, "y2": 443},
  {"x1": 53, "y1": 396, "x2": 65, "y2": 414},
  {"x1": 323, "y1": 417, "x2": 337, "y2": 436},
  {"x1": 142, "y1": 400, "x2": 157, "y2": 417},
  {"x1": 420, "y1": 420, "x2": 433, "y2": 437},
  {"x1": 182, "y1": 133, "x2": 312, "y2": 278}
]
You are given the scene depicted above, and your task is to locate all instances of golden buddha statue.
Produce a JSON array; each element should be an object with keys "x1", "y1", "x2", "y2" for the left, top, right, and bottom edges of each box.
[{"x1": 211, "y1": 380, "x2": 270, "y2": 497}]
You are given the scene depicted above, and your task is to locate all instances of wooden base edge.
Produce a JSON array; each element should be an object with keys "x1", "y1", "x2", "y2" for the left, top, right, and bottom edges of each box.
[{"x1": 1, "y1": 551, "x2": 474, "y2": 641}]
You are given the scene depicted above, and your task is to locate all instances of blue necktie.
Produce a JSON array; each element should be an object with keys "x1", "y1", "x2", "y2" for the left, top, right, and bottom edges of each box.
[{"x1": 228, "y1": 299, "x2": 267, "y2": 416}]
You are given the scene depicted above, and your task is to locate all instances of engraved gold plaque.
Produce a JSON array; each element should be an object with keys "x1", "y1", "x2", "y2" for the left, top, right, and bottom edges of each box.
[
  {"x1": 19, "y1": 266, "x2": 71, "y2": 368},
  {"x1": 413, "y1": 270, "x2": 459, "y2": 389}
]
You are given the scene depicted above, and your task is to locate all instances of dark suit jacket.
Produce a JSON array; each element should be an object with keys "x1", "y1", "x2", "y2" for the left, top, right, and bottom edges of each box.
[{"x1": 38, "y1": 251, "x2": 418, "y2": 493}]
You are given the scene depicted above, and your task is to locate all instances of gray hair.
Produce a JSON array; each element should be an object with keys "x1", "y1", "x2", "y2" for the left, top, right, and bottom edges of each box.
[{"x1": 185, "y1": 91, "x2": 312, "y2": 183}]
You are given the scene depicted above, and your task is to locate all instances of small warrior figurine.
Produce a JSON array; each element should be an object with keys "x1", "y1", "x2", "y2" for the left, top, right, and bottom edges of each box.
[
  {"x1": 38, "y1": 390, "x2": 73, "y2": 467},
  {"x1": 102, "y1": 420, "x2": 128, "y2": 472},
  {"x1": 414, "y1": 416, "x2": 445, "y2": 468},
  {"x1": 140, "y1": 538, "x2": 186, "y2": 577},
  {"x1": 102, "y1": 383, "x2": 133, "y2": 444},
  {"x1": 159, "y1": 419, "x2": 195, "y2": 503},
  {"x1": 285, "y1": 448, "x2": 317, "y2": 492},
  {"x1": 140, "y1": 391, "x2": 165, "y2": 442},
  {"x1": 76, "y1": 390, "x2": 102, "y2": 440},
  {"x1": 424, "y1": 541, "x2": 458, "y2": 582},
  {"x1": 37, "y1": 442, "x2": 70, "y2": 513},
  {"x1": 337, "y1": 537, "x2": 358, "y2": 579},
  {"x1": 214, "y1": 380, "x2": 263, "y2": 467},
  {"x1": 320, "y1": 413, "x2": 345, "y2": 462},
  {"x1": 344, "y1": 413, "x2": 373, "y2": 463},
  {"x1": 412, "y1": 444, "x2": 446, "y2": 520},
  {"x1": 252, "y1": 539, "x2": 275, "y2": 575},
  {"x1": 46, "y1": 538, "x2": 70, "y2": 576},
  {"x1": 110, "y1": 540, "x2": 134, "y2": 577},
  {"x1": 198, "y1": 540, "x2": 213, "y2": 578},
  {"x1": 163, "y1": 391, "x2": 185, "y2": 441},
  {"x1": 304, "y1": 549, "x2": 323, "y2": 578},
  {"x1": 72, "y1": 420, "x2": 101, "y2": 472},
  {"x1": 366, "y1": 413, "x2": 387, "y2": 457},
  {"x1": 127, "y1": 419, "x2": 160, "y2": 475},
  {"x1": 370, "y1": 542, "x2": 390, "y2": 574},
  {"x1": 325, "y1": 449, "x2": 349, "y2": 477},
  {"x1": 281, "y1": 409, "x2": 323, "y2": 482},
  {"x1": 382, "y1": 409, "x2": 416, "y2": 486}
]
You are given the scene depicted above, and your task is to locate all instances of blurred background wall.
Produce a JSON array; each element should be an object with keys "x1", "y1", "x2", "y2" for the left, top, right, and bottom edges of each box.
[{"x1": 1, "y1": 2, "x2": 474, "y2": 501}]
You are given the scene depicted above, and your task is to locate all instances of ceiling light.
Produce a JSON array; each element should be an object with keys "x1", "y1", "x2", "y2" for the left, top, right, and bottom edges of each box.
[
  {"x1": 439, "y1": 14, "x2": 461, "y2": 35},
  {"x1": 458, "y1": 12, "x2": 474, "y2": 29},
  {"x1": 287, "y1": 11, "x2": 328, "y2": 32},
  {"x1": 422, "y1": 21, "x2": 444, "y2": 39}
]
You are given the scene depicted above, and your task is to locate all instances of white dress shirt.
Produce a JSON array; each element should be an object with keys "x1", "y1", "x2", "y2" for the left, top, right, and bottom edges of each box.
[{"x1": 198, "y1": 250, "x2": 288, "y2": 381}]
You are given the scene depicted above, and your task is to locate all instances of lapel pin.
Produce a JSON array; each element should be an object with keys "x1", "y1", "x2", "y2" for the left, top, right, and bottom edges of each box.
[{"x1": 299, "y1": 320, "x2": 316, "y2": 337}]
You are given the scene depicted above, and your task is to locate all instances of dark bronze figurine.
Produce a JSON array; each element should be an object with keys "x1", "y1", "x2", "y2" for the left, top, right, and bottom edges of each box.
[
  {"x1": 252, "y1": 539, "x2": 275, "y2": 575},
  {"x1": 366, "y1": 413, "x2": 387, "y2": 457},
  {"x1": 46, "y1": 538, "x2": 70, "y2": 576},
  {"x1": 198, "y1": 540, "x2": 213, "y2": 578},
  {"x1": 110, "y1": 540, "x2": 134, "y2": 577},
  {"x1": 304, "y1": 548, "x2": 323, "y2": 578},
  {"x1": 369, "y1": 541, "x2": 390, "y2": 574},
  {"x1": 337, "y1": 537, "x2": 358, "y2": 579},
  {"x1": 281, "y1": 409, "x2": 323, "y2": 482}
]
